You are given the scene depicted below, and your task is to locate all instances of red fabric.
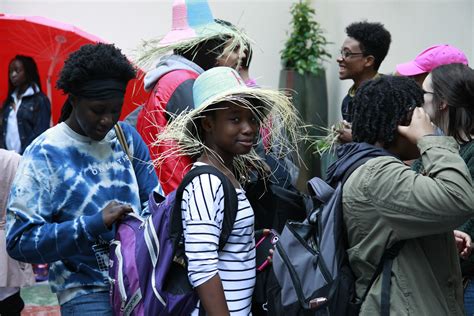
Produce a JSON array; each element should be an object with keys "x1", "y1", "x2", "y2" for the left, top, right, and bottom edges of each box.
[{"x1": 137, "y1": 69, "x2": 198, "y2": 194}]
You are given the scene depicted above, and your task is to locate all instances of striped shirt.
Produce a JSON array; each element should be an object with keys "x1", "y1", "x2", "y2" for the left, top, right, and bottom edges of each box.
[{"x1": 181, "y1": 163, "x2": 255, "y2": 315}]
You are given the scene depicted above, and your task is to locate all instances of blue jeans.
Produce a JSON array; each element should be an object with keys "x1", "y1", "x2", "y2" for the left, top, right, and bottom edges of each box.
[
  {"x1": 465, "y1": 279, "x2": 474, "y2": 316},
  {"x1": 60, "y1": 292, "x2": 112, "y2": 316}
]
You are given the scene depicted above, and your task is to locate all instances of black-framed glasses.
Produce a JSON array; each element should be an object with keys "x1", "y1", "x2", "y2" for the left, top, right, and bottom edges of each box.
[{"x1": 340, "y1": 49, "x2": 364, "y2": 59}]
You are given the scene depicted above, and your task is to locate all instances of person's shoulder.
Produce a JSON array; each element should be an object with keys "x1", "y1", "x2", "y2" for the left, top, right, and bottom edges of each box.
[{"x1": 159, "y1": 69, "x2": 199, "y2": 87}]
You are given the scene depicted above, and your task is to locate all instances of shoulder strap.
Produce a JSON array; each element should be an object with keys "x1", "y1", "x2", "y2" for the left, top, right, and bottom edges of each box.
[
  {"x1": 341, "y1": 156, "x2": 373, "y2": 185},
  {"x1": 341, "y1": 155, "x2": 405, "y2": 315},
  {"x1": 172, "y1": 165, "x2": 238, "y2": 251},
  {"x1": 114, "y1": 123, "x2": 132, "y2": 160}
]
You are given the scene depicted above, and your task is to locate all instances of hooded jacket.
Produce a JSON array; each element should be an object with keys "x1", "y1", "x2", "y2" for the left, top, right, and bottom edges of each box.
[
  {"x1": 331, "y1": 137, "x2": 474, "y2": 315},
  {"x1": 137, "y1": 55, "x2": 204, "y2": 194}
]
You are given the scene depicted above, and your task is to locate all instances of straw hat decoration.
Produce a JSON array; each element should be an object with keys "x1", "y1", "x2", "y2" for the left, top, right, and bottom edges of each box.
[
  {"x1": 153, "y1": 67, "x2": 305, "y2": 181},
  {"x1": 136, "y1": 0, "x2": 251, "y2": 70}
]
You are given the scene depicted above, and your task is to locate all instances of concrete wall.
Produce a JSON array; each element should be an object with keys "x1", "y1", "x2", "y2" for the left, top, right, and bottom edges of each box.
[{"x1": 2, "y1": 0, "x2": 472, "y2": 125}]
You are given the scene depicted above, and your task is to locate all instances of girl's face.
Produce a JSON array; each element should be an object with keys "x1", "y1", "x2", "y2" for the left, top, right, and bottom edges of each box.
[
  {"x1": 9, "y1": 60, "x2": 27, "y2": 89},
  {"x1": 68, "y1": 96, "x2": 123, "y2": 141},
  {"x1": 216, "y1": 41, "x2": 245, "y2": 70},
  {"x1": 202, "y1": 101, "x2": 259, "y2": 161}
]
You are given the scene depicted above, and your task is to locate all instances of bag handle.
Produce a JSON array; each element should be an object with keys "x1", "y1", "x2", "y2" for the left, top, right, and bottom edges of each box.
[{"x1": 114, "y1": 124, "x2": 132, "y2": 161}]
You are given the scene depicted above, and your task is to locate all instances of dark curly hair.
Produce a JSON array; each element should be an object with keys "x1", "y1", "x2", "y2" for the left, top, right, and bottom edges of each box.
[
  {"x1": 56, "y1": 43, "x2": 136, "y2": 121},
  {"x1": 431, "y1": 63, "x2": 474, "y2": 144},
  {"x1": 351, "y1": 76, "x2": 423, "y2": 148},
  {"x1": 346, "y1": 21, "x2": 391, "y2": 71}
]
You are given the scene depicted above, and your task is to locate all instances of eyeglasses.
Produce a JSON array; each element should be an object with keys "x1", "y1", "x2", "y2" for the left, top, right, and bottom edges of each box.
[{"x1": 340, "y1": 50, "x2": 364, "y2": 59}]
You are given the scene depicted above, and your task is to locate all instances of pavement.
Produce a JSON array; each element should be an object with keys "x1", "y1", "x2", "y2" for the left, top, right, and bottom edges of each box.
[{"x1": 20, "y1": 281, "x2": 60, "y2": 316}]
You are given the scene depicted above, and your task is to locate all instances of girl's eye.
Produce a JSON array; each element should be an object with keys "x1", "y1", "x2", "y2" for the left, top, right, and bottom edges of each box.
[{"x1": 231, "y1": 117, "x2": 240, "y2": 123}]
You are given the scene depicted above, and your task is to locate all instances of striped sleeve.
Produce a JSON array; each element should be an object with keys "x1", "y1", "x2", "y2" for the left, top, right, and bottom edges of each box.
[{"x1": 181, "y1": 173, "x2": 225, "y2": 287}]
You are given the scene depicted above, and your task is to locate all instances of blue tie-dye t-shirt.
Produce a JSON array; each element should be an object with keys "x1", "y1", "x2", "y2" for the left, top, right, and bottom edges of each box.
[{"x1": 6, "y1": 122, "x2": 160, "y2": 304}]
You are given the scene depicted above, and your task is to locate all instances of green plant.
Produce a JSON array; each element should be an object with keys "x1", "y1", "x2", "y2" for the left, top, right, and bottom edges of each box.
[{"x1": 281, "y1": 0, "x2": 331, "y2": 75}]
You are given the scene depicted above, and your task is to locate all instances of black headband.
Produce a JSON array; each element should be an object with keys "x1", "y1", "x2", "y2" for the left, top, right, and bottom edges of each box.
[{"x1": 74, "y1": 79, "x2": 128, "y2": 100}]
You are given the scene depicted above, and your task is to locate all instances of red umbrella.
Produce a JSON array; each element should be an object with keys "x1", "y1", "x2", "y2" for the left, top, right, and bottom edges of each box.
[{"x1": 0, "y1": 13, "x2": 147, "y2": 124}]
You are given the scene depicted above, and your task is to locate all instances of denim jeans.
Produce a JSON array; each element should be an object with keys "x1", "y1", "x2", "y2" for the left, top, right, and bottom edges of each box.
[
  {"x1": 465, "y1": 279, "x2": 474, "y2": 316},
  {"x1": 60, "y1": 292, "x2": 112, "y2": 316}
]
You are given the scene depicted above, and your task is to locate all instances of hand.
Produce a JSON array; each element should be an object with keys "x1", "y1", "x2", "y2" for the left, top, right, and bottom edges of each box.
[
  {"x1": 102, "y1": 201, "x2": 133, "y2": 229},
  {"x1": 336, "y1": 120, "x2": 353, "y2": 143},
  {"x1": 454, "y1": 230, "x2": 472, "y2": 260},
  {"x1": 397, "y1": 107, "x2": 435, "y2": 144}
]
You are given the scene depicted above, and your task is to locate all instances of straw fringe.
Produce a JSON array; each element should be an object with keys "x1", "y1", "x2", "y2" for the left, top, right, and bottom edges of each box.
[
  {"x1": 134, "y1": 25, "x2": 252, "y2": 71},
  {"x1": 152, "y1": 89, "x2": 307, "y2": 183}
]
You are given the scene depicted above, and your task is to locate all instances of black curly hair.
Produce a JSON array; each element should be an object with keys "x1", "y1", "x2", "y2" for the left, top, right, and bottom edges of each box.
[
  {"x1": 346, "y1": 21, "x2": 391, "y2": 71},
  {"x1": 351, "y1": 75, "x2": 423, "y2": 148},
  {"x1": 56, "y1": 43, "x2": 136, "y2": 121},
  {"x1": 431, "y1": 63, "x2": 474, "y2": 144}
]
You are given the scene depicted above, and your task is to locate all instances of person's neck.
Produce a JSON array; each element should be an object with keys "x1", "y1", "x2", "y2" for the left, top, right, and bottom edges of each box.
[
  {"x1": 353, "y1": 70, "x2": 378, "y2": 90},
  {"x1": 15, "y1": 84, "x2": 29, "y2": 98},
  {"x1": 197, "y1": 151, "x2": 234, "y2": 173}
]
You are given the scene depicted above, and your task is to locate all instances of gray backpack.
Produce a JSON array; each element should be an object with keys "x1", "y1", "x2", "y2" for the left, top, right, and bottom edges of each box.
[{"x1": 265, "y1": 158, "x2": 404, "y2": 316}]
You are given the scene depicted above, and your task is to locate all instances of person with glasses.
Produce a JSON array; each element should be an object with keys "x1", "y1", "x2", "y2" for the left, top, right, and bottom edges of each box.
[
  {"x1": 413, "y1": 63, "x2": 474, "y2": 314},
  {"x1": 336, "y1": 21, "x2": 391, "y2": 143}
]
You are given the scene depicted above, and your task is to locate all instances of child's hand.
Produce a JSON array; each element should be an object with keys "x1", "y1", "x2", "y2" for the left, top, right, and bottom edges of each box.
[
  {"x1": 397, "y1": 107, "x2": 435, "y2": 144},
  {"x1": 102, "y1": 201, "x2": 133, "y2": 229}
]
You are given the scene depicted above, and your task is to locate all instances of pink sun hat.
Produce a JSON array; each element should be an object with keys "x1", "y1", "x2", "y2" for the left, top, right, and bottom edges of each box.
[{"x1": 396, "y1": 44, "x2": 469, "y2": 76}]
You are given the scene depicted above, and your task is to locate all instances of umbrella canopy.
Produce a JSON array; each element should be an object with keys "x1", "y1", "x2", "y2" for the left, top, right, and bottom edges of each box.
[{"x1": 0, "y1": 13, "x2": 147, "y2": 123}]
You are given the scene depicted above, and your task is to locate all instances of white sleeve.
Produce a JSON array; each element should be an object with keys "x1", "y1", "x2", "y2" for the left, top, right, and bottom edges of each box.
[{"x1": 181, "y1": 173, "x2": 225, "y2": 287}]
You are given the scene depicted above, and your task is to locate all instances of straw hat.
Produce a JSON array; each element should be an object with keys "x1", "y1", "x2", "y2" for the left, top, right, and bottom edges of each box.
[
  {"x1": 153, "y1": 67, "x2": 305, "y2": 180},
  {"x1": 136, "y1": 0, "x2": 251, "y2": 69}
]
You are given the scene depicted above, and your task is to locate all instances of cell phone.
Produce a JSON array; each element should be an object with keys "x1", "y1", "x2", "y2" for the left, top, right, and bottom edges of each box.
[{"x1": 255, "y1": 229, "x2": 279, "y2": 272}]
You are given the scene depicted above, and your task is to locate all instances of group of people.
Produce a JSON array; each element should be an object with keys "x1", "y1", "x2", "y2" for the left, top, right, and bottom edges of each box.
[{"x1": 0, "y1": 1, "x2": 473, "y2": 316}]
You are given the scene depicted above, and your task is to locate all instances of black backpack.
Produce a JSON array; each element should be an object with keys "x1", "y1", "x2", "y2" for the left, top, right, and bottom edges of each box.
[{"x1": 262, "y1": 158, "x2": 404, "y2": 316}]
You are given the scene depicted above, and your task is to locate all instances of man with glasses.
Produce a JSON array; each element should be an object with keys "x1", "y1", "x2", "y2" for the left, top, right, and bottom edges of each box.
[{"x1": 336, "y1": 21, "x2": 391, "y2": 143}]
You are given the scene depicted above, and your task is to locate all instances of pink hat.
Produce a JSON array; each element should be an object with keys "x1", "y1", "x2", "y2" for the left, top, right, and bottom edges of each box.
[
  {"x1": 159, "y1": 0, "x2": 235, "y2": 46},
  {"x1": 396, "y1": 44, "x2": 469, "y2": 76}
]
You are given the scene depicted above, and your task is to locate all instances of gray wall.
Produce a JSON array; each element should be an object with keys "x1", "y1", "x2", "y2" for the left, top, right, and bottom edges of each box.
[{"x1": 2, "y1": 0, "x2": 472, "y2": 126}]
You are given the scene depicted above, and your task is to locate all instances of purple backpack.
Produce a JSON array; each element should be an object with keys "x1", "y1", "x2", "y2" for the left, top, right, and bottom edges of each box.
[{"x1": 109, "y1": 165, "x2": 238, "y2": 316}]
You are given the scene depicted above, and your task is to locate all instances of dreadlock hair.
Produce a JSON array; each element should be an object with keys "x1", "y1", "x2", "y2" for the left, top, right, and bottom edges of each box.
[
  {"x1": 430, "y1": 63, "x2": 474, "y2": 144},
  {"x1": 5, "y1": 55, "x2": 42, "y2": 104},
  {"x1": 346, "y1": 21, "x2": 391, "y2": 71},
  {"x1": 351, "y1": 75, "x2": 423, "y2": 148},
  {"x1": 56, "y1": 43, "x2": 136, "y2": 122}
]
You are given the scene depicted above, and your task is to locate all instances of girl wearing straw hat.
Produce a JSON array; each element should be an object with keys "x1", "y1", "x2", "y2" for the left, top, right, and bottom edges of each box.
[
  {"x1": 135, "y1": 0, "x2": 250, "y2": 195},
  {"x1": 155, "y1": 66, "x2": 302, "y2": 315}
]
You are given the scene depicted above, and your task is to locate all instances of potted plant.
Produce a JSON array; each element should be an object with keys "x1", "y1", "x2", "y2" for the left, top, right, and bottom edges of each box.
[{"x1": 279, "y1": 0, "x2": 331, "y2": 189}]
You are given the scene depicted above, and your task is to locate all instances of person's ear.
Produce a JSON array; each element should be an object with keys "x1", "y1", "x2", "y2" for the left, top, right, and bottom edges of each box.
[
  {"x1": 364, "y1": 55, "x2": 375, "y2": 69},
  {"x1": 201, "y1": 115, "x2": 214, "y2": 133}
]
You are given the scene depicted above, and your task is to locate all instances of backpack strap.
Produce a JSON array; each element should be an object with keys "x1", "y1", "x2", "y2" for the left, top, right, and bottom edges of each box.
[
  {"x1": 114, "y1": 123, "x2": 132, "y2": 161},
  {"x1": 359, "y1": 241, "x2": 405, "y2": 316},
  {"x1": 172, "y1": 165, "x2": 238, "y2": 251},
  {"x1": 341, "y1": 155, "x2": 405, "y2": 315}
]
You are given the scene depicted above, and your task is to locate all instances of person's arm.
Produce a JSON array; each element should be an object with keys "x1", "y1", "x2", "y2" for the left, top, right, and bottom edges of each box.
[
  {"x1": 364, "y1": 109, "x2": 474, "y2": 239},
  {"x1": 6, "y1": 157, "x2": 131, "y2": 263},
  {"x1": 183, "y1": 173, "x2": 229, "y2": 314},
  {"x1": 196, "y1": 274, "x2": 229, "y2": 316}
]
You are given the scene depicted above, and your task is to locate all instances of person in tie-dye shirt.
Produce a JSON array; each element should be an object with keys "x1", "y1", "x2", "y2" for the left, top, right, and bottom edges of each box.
[{"x1": 6, "y1": 43, "x2": 160, "y2": 315}]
